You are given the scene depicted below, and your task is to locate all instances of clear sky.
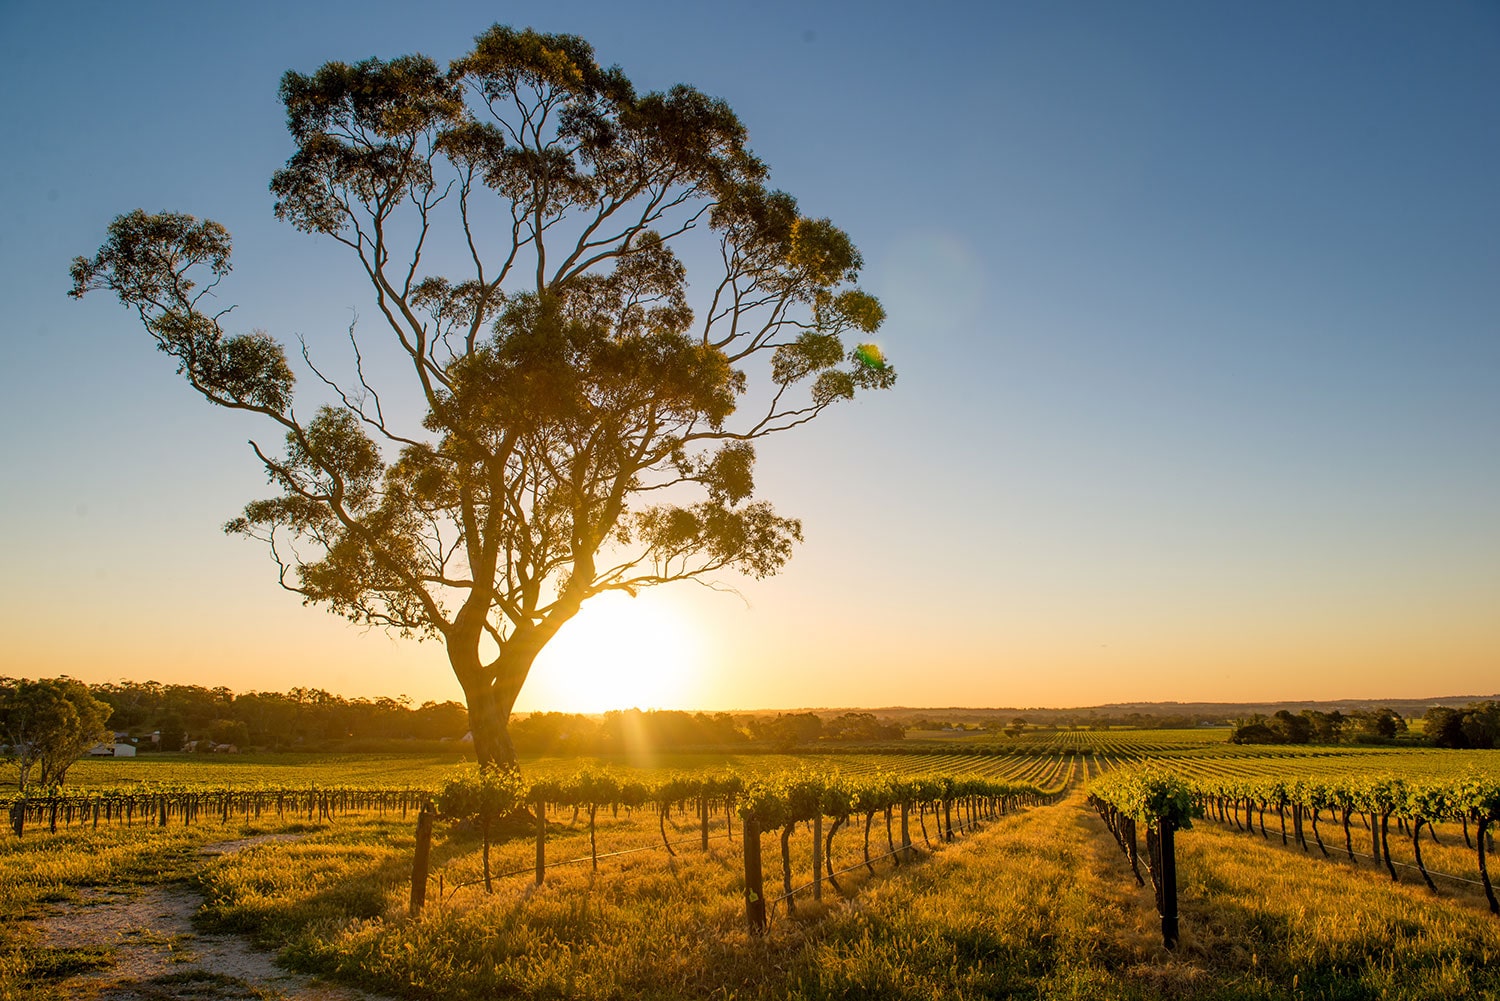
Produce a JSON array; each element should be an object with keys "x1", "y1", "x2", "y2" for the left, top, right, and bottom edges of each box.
[{"x1": 2, "y1": 1, "x2": 1496, "y2": 712}]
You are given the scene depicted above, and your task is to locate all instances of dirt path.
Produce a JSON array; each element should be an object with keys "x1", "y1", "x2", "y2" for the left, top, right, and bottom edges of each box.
[{"x1": 38, "y1": 834, "x2": 387, "y2": 1001}]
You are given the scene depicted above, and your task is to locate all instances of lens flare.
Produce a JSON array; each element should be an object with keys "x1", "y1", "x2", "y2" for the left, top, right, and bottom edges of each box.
[{"x1": 854, "y1": 343, "x2": 887, "y2": 371}]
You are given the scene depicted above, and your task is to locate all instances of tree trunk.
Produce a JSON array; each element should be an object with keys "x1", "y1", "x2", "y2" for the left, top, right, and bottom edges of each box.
[
  {"x1": 453, "y1": 626, "x2": 546, "y2": 772},
  {"x1": 457, "y1": 673, "x2": 517, "y2": 770}
]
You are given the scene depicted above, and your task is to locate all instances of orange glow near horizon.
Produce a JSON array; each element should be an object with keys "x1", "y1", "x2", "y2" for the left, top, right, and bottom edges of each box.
[{"x1": 2, "y1": 560, "x2": 1496, "y2": 714}]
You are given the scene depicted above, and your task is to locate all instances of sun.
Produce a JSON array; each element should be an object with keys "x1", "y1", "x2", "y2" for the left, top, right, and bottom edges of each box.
[{"x1": 521, "y1": 590, "x2": 704, "y2": 714}]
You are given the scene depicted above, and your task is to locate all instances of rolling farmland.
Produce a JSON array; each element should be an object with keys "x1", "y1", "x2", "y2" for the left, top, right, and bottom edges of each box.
[{"x1": 5, "y1": 736, "x2": 1498, "y2": 1000}]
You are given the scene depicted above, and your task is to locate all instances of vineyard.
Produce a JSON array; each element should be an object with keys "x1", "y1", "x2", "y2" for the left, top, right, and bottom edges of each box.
[
  {"x1": 6, "y1": 740, "x2": 1500, "y2": 1000},
  {"x1": 1085, "y1": 754, "x2": 1500, "y2": 975}
]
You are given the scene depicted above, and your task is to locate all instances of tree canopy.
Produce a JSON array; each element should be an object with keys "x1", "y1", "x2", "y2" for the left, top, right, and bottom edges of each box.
[
  {"x1": 0, "y1": 677, "x2": 113, "y2": 791},
  {"x1": 70, "y1": 26, "x2": 894, "y2": 771},
  {"x1": 1228, "y1": 707, "x2": 1411, "y2": 745},
  {"x1": 1423, "y1": 701, "x2": 1500, "y2": 749}
]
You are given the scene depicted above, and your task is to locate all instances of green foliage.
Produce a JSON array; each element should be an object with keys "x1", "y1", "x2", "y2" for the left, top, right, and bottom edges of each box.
[
  {"x1": 0, "y1": 677, "x2": 113, "y2": 791},
  {"x1": 438, "y1": 766, "x2": 526, "y2": 827},
  {"x1": 72, "y1": 23, "x2": 897, "y2": 771},
  {"x1": 737, "y1": 769, "x2": 1049, "y2": 827},
  {"x1": 1424, "y1": 701, "x2": 1500, "y2": 749},
  {"x1": 81, "y1": 678, "x2": 468, "y2": 750},
  {"x1": 68, "y1": 211, "x2": 294, "y2": 414},
  {"x1": 1187, "y1": 769, "x2": 1500, "y2": 823},
  {"x1": 1089, "y1": 766, "x2": 1201, "y2": 830}
]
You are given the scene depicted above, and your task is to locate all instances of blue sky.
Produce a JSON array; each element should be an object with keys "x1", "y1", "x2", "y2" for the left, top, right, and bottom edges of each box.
[{"x1": 2, "y1": 1, "x2": 1496, "y2": 710}]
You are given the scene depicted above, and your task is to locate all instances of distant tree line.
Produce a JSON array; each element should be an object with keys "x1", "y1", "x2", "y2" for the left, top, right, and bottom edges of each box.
[
  {"x1": 71, "y1": 680, "x2": 469, "y2": 752},
  {"x1": 1229, "y1": 708, "x2": 1406, "y2": 745},
  {"x1": 41, "y1": 677, "x2": 1498, "y2": 760},
  {"x1": 1228, "y1": 703, "x2": 1500, "y2": 747},
  {"x1": 4, "y1": 679, "x2": 908, "y2": 761},
  {"x1": 1422, "y1": 701, "x2": 1500, "y2": 749}
]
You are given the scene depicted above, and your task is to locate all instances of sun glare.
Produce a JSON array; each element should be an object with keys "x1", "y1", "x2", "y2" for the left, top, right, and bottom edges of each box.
[{"x1": 523, "y1": 591, "x2": 704, "y2": 714}]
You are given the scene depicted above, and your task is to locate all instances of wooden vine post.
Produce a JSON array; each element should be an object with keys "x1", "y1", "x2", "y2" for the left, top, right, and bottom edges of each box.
[
  {"x1": 1157, "y1": 816, "x2": 1179, "y2": 950},
  {"x1": 900, "y1": 801, "x2": 912, "y2": 862},
  {"x1": 589, "y1": 803, "x2": 599, "y2": 872},
  {"x1": 410, "y1": 804, "x2": 434, "y2": 917},
  {"x1": 534, "y1": 796, "x2": 546, "y2": 886},
  {"x1": 743, "y1": 814, "x2": 766, "y2": 933},
  {"x1": 1478, "y1": 817, "x2": 1497, "y2": 915},
  {"x1": 812, "y1": 813, "x2": 823, "y2": 902}
]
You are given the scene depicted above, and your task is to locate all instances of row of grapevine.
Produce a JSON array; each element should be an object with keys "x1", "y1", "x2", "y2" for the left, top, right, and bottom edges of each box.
[
  {"x1": 422, "y1": 765, "x2": 1060, "y2": 930},
  {"x1": 1088, "y1": 765, "x2": 1500, "y2": 950},
  {"x1": 1087, "y1": 767, "x2": 1201, "y2": 948},
  {"x1": 3, "y1": 786, "x2": 427, "y2": 836},
  {"x1": 2, "y1": 745, "x2": 1076, "y2": 840},
  {"x1": 735, "y1": 770, "x2": 1056, "y2": 931},
  {"x1": 1178, "y1": 770, "x2": 1500, "y2": 914}
]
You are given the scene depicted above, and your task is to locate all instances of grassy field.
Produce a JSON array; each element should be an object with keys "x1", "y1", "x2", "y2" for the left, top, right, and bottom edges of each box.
[
  {"x1": 64, "y1": 734, "x2": 1497, "y2": 791},
  {"x1": 8, "y1": 745, "x2": 1499, "y2": 1000},
  {"x1": 61, "y1": 747, "x2": 1081, "y2": 792},
  {"x1": 62, "y1": 750, "x2": 476, "y2": 790}
]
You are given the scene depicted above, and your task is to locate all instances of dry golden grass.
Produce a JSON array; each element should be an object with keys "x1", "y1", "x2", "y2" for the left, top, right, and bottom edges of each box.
[{"x1": 9, "y1": 780, "x2": 1499, "y2": 999}]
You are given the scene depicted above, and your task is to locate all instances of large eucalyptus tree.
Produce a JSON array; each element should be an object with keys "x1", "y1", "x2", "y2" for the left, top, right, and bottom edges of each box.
[{"x1": 71, "y1": 26, "x2": 894, "y2": 771}]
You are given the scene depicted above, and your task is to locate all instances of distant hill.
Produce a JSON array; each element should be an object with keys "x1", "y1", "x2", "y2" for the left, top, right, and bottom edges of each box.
[{"x1": 753, "y1": 695, "x2": 1500, "y2": 728}]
